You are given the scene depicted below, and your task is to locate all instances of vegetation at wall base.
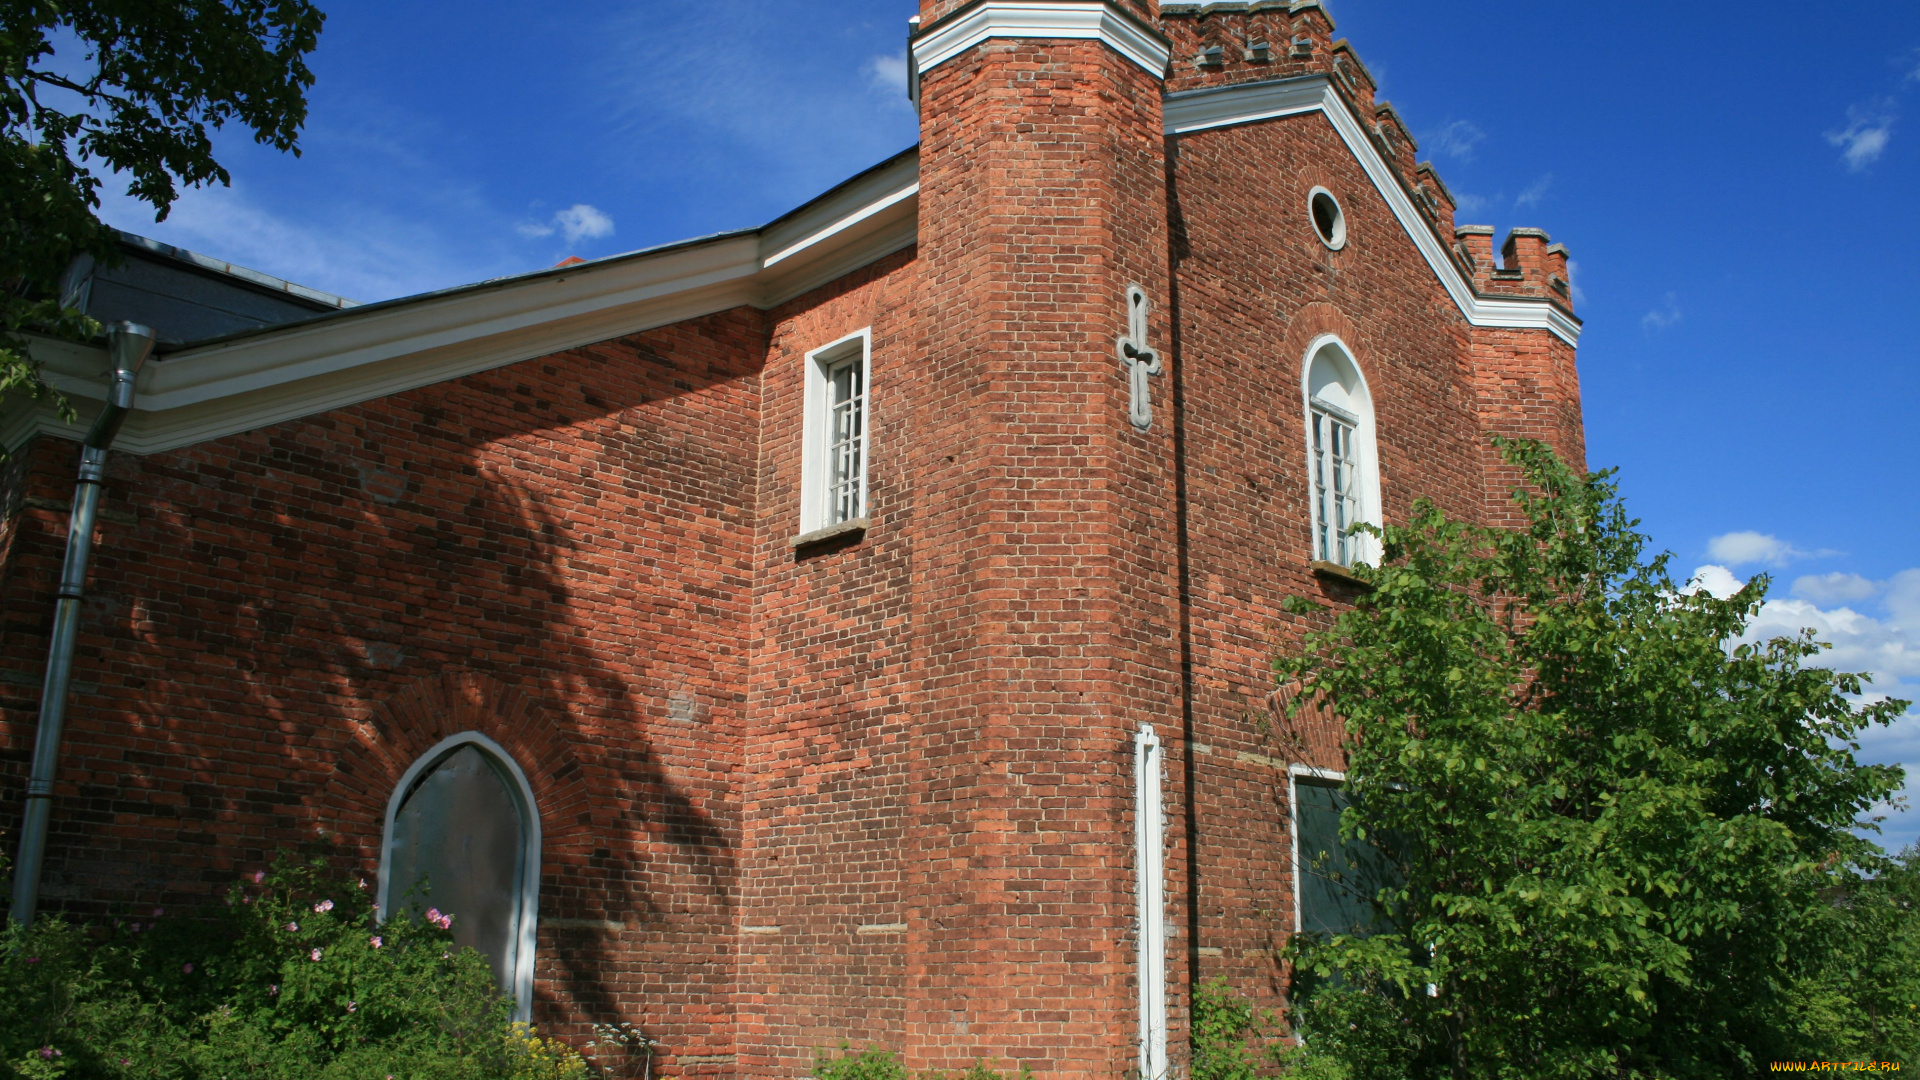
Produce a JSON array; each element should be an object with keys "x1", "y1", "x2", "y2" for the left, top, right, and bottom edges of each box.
[
  {"x1": 1, "y1": 850, "x2": 592, "y2": 1080},
  {"x1": 1272, "y1": 438, "x2": 1917, "y2": 1076},
  {"x1": 810, "y1": 1044, "x2": 1033, "y2": 1080},
  {"x1": 1, "y1": 0, "x2": 326, "y2": 450}
]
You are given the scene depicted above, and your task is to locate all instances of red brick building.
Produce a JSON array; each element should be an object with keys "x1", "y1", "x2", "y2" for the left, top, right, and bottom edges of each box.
[{"x1": 0, "y1": 2, "x2": 1583, "y2": 1077}]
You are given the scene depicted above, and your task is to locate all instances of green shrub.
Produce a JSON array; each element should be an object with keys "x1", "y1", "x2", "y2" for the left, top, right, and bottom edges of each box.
[
  {"x1": 810, "y1": 1045, "x2": 1031, "y2": 1080},
  {"x1": 2, "y1": 850, "x2": 593, "y2": 1080},
  {"x1": 1189, "y1": 977, "x2": 1272, "y2": 1080}
]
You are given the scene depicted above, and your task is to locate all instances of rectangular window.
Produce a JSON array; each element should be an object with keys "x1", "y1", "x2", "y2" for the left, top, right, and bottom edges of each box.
[
  {"x1": 799, "y1": 329, "x2": 872, "y2": 538},
  {"x1": 1311, "y1": 403, "x2": 1362, "y2": 565},
  {"x1": 1292, "y1": 772, "x2": 1397, "y2": 938},
  {"x1": 825, "y1": 353, "x2": 865, "y2": 525}
]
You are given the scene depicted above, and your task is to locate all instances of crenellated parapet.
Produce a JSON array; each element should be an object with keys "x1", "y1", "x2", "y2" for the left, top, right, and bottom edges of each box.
[
  {"x1": 1159, "y1": 0, "x2": 1337, "y2": 93},
  {"x1": 1159, "y1": 0, "x2": 1569, "y2": 316},
  {"x1": 1453, "y1": 225, "x2": 1574, "y2": 313}
]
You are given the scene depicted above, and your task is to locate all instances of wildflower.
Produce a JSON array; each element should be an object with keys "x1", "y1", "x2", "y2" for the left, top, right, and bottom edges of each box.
[
  {"x1": 313, "y1": 898, "x2": 334, "y2": 913},
  {"x1": 253, "y1": 870, "x2": 266, "y2": 883},
  {"x1": 370, "y1": 935, "x2": 383, "y2": 948},
  {"x1": 426, "y1": 906, "x2": 443, "y2": 923},
  {"x1": 359, "y1": 878, "x2": 369, "y2": 889},
  {"x1": 310, "y1": 948, "x2": 323, "y2": 961},
  {"x1": 182, "y1": 963, "x2": 194, "y2": 974},
  {"x1": 424, "y1": 906, "x2": 453, "y2": 929},
  {"x1": 347, "y1": 1001, "x2": 357, "y2": 1013},
  {"x1": 286, "y1": 922, "x2": 299, "y2": 932}
]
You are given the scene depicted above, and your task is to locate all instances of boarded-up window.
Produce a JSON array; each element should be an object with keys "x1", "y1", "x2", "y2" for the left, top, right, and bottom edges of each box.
[
  {"x1": 388, "y1": 744, "x2": 528, "y2": 993},
  {"x1": 1294, "y1": 777, "x2": 1398, "y2": 937}
]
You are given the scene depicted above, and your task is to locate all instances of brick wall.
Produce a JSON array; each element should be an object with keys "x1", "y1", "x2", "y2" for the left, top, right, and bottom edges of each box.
[
  {"x1": 0, "y1": 309, "x2": 769, "y2": 1070},
  {"x1": 906, "y1": 30, "x2": 1181, "y2": 1080},
  {"x1": 1165, "y1": 102, "x2": 1495, "y2": 1021}
]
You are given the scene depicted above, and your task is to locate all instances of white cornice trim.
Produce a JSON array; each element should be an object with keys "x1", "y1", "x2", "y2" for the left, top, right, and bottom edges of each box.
[
  {"x1": 4, "y1": 153, "x2": 922, "y2": 456},
  {"x1": 912, "y1": 2, "x2": 1172, "y2": 83},
  {"x1": 1165, "y1": 77, "x2": 1582, "y2": 347}
]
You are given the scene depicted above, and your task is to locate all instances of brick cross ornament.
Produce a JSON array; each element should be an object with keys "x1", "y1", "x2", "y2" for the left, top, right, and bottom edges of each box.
[{"x1": 1118, "y1": 284, "x2": 1161, "y2": 432}]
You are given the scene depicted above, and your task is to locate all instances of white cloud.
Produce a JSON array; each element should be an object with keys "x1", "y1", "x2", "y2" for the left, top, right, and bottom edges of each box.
[
  {"x1": 1565, "y1": 258, "x2": 1587, "y2": 306},
  {"x1": 1706, "y1": 530, "x2": 1841, "y2": 568},
  {"x1": 554, "y1": 203, "x2": 614, "y2": 243},
  {"x1": 1905, "y1": 47, "x2": 1920, "y2": 84},
  {"x1": 1641, "y1": 292, "x2": 1682, "y2": 332},
  {"x1": 1694, "y1": 562, "x2": 1920, "y2": 851},
  {"x1": 1795, "y1": 572, "x2": 1883, "y2": 606},
  {"x1": 516, "y1": 203, "x2": 615, "y2": 245},
  {"x1": 865, "y1": 50, "x2": 909, "y2": 99},
  {"x1": 1514, "y1": 173, "x2": 1553, "y2": 209},
  {"x1": 1688, "y1": 564, "x2": 1746, "y2": 600},
  {"x1": 1429, "y1": 119, "x2": 1485, "y2": 162},
  {"x1": 1826, "y1": 100, "x2": 1897, "y2": 172}
]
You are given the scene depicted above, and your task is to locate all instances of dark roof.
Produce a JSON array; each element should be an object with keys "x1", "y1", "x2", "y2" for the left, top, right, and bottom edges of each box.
[{"x1": 59, "y1": 232, "x2": 358, "y2": 346}]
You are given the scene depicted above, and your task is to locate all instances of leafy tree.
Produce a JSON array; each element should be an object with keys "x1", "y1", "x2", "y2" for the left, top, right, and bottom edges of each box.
[
  {"x1": 1, "y1": 0, "x2": 326, "y2": 431},
  {"x1": 1274, "y1": 439, "x2": 1912, "y2": 1077}
]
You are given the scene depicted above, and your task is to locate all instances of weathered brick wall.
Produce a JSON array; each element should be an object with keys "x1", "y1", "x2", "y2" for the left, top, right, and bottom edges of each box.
[
  {"x1": 0, "y1": 310, "x2": 769, "y2": 1069},
  {"x1": 734, "y1": 248, "x2": 922, "y2": 1076},
  {"x1": 906, "y1": 30, "x2": 1183, "y2": 1080},
  {"x1": 1165, "y1": 104, "x2": 1492, "y2": 1018}
]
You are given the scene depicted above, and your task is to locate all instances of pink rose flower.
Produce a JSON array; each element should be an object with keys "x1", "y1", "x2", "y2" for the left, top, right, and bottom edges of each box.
[
  {"x1": 253, "y1": 870, "x2": 266, "y2": 884},
  {"x1": 310, "y1": 948, "x2": 323, "y2": 961},
  {"x1": 286, "y1": 922, "x2": 298, "y2": 932},
  {"x1": 370, "y1": 935, "x2": 383, "y2": 948},
  {"x1": 313, "y1": 899, "x2": 334, "y2": 913}
]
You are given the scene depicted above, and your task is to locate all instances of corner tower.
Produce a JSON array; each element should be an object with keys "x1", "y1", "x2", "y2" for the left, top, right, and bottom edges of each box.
[{"x1": 902, "y1": 2, "x2": 1183, "y2": 1077}]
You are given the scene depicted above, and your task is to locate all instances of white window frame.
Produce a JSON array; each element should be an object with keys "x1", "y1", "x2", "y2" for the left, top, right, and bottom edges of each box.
[
  {"x1": 377, "y1": 731, "x2": 542, "y2": 1021},
  {"x1": 1287, "y1": 763, "x2": 1346, "y2": 934},
  {"x1": 1299, "y1": 335, "x2": 1382, "y2": 568},
  {"x1": 799, "y1": 327, "x2": 873, "y2": 537}
]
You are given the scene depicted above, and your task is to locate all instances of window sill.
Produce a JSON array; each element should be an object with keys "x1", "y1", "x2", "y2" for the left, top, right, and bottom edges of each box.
[
  {"x1": 1310, "y1": 560, "x2": 1372, "y2": 588},
  {"x1": 790, "y1": 517, "x2": 869, "y2": 549}
]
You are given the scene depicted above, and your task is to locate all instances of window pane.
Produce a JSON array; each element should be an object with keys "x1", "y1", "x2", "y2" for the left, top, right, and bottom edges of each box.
[
  {"x1": 825, "y1": 355, "x2": 865, "y2": 524},
  {"x1": 1310, "y1": 406, "x2": 1360, "y2": 565},
  {"x1": 389, "y1": 745, "x2": 525, "y2": 993}
]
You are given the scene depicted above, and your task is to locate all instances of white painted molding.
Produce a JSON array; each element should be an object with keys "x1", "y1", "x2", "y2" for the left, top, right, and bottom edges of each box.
[
  {"x1": 1134, "y1": 724, "x2": 1168, "y2": 1080},
  {"x1": 1165, "y1": 76, "x2": 1583, "y2": 347},
  {"x1": 3, "y1": 153, "x2": 920, "y2": 456},
  {"x1": 376, "y1": 731, "x2": 542, "y2": 1023},
  {"x1": 912, "y1": 2, "x2": 1171, "y2": 83},
  {"x1": 3, "y1": 75, "x2": 1583, "y2": 459}
]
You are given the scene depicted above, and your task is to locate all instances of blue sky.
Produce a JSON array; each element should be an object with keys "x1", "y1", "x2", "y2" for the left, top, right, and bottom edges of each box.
[{"x1": 95, "y1": 1, "x2": 1919, "y2": 849}]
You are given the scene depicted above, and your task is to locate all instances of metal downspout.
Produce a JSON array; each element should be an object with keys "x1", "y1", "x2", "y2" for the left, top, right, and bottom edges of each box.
[{"x1": 8, "y1": 322, "x2": 156, "y2": 928}]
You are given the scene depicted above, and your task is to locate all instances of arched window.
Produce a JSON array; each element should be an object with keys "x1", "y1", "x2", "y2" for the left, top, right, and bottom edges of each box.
[
  {"x1": 378, "y1": 732, "x2": 541, "y2": 1020},
  {"x1": 1301, "y1": 337, "x2": 1382, "y2": 568}
]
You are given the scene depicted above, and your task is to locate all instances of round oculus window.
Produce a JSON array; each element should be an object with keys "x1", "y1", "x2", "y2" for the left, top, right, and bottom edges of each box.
[{"x1": 1309, "y1": 187, "x2": 1346, "y2": 250}]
